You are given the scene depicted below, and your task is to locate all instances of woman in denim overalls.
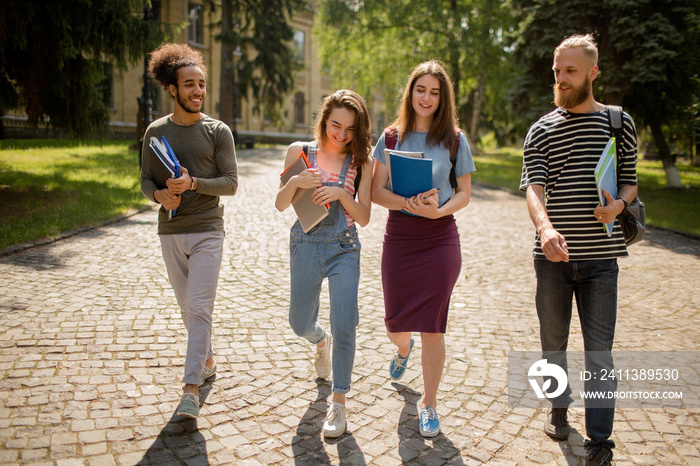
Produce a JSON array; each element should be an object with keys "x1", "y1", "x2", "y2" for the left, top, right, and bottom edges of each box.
[{"x1": 275, "y1": 90, "x2": 373, "y2": 438}]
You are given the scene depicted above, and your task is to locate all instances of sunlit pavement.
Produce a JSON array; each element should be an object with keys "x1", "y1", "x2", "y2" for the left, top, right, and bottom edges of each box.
[{"x1": 1, "y1": 147, "x2": 698, "y2": 465}]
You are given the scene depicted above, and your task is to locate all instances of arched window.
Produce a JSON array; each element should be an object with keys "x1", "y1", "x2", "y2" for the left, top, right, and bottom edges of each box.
[{"x1": 294, "y1": 92, "x2": 305, "y2": 126}]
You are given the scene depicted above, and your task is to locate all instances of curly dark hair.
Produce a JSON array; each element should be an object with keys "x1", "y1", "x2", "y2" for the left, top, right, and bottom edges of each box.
[{"x1": 147, "y1": 43, "x2": 208, "y2": 91}]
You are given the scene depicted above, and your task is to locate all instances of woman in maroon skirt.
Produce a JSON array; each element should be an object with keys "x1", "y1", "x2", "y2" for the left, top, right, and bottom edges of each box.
[{"x1": 371, "y1": 60, "x2": 476, "y2": 437}]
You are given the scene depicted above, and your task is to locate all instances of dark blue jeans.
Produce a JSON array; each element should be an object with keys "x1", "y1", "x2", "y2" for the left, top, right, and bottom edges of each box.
[{"x1": 534, "y1": 259, "x2": 618, "y2": 452}]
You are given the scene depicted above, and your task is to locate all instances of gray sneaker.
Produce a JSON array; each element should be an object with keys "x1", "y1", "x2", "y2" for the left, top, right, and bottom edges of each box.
[
  {"x1": 314, "y1": 333, "x2": 332, "y2": 379},
  {"x1": 177, "y1": 393, "x2": 200, "y2": 419},
  {"x1": 200, "y1": 363, "x2": 217, "y2": 385}
]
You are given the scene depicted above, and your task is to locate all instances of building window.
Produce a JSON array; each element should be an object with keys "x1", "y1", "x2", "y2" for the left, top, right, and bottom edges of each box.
[
  {"x1": 188, "y1": 4, "x2": 204, "y2": 45},
  {"x1": 294, "y1": 30, "x2": 305, "y2": 63},
  {"x1": 294, "y1": 92, "x2": 305, "y2": 125}
]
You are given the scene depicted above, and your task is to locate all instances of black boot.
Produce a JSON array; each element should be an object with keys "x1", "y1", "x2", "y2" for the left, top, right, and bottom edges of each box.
[{"x1": 544, "y1": 407, "x2": 571, "y2": 440}]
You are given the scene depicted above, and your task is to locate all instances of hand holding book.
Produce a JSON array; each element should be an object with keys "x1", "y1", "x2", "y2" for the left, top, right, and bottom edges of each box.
[
  {"x1": 293, "y1": 167, "x2": 323, "y2": 190},
  {"x1": 280, "y1": 151, "x2": 329, "y2": 233},
  {"x1": 404, "y1": 187, "x2": 441, "y2": 218},
  {"x1": 149, "y1": 136, "x2": 183, "y2": 219}
]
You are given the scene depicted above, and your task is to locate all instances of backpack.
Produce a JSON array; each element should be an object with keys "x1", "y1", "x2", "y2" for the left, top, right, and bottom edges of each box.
[
  {"x1": 384, "y1": 128, "x2": 460, "y2": 189},
  {"x1": 607, "y1": 105, "x2": 646, "y2": 246}
]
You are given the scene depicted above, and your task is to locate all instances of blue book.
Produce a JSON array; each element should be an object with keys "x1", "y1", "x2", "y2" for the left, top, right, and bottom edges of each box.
[
  {"x1": 148, "y1": 136, "x2": 181, "y2": 219},
  {"x1": 594, "y1": 137, "x2": 618, "y2": 236},
  {"x1": 388, "y1": 152, "x2": 433, "y2": 217},
  {"x1": 160, "y1": 136, "x2": 181, "y2": 218}
]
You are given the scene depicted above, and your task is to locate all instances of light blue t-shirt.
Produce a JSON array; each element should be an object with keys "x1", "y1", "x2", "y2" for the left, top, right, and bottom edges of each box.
[{"x1": 374, "y1": 130, "x2": 476, "y2": 206}]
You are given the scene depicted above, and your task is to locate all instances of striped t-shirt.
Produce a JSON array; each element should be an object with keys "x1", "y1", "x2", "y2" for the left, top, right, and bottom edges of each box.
[
  {"x1": 519, "y1": 107, "x2": 638, "y2": 260},
  {"x1": 312, "y1": 146, "x2": 358, "y2": 228}
]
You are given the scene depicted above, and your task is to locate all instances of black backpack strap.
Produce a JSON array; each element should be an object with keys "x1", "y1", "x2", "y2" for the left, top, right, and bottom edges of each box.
[
  {"x1": 449, "y1": 130, "x2": 461, "y2": 189},
  {"x1": 302, "y1": 144, "x2": 309, "y2": 156},
  {"x1": 606, "y1": 105, "x2": 623, "y2": 184},
  {"x1": 608, "y1": 105, "x2": 623, "y2": 131},
  {"x1": 353, "y1": 162, "x2": 361, "y2": 199}
]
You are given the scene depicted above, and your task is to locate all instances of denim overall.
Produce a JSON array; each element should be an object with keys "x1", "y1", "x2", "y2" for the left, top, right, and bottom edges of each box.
[{"x1": 288, "y1": 143, "x2": 360, "y2": 394}]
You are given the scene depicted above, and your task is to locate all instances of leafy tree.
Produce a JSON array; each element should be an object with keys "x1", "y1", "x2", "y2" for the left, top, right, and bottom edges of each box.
[
  {"x1": 0, "y1": 0, "x2": 166, "y2": 137},
  {"x1": 509, "y1": 0, "x2": 700, "y2": 187},
  {"x1": 212, "y1": 0, "x2": 308, "y2": 130},
  {"x1": 316, "y1": 0, "x2": 516, "y2": 150}
]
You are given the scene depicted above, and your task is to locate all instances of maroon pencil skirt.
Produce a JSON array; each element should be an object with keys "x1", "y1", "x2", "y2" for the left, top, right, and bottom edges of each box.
[{"x1": 381, "y1": 210, "x2": 462, "y2": 334}]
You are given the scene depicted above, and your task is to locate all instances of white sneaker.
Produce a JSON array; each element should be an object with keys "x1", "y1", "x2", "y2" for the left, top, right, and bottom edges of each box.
[
  {"x1": 323, "y1": 401, "x2": 346, "y2": 438},
  {"x1": 314, "y1": 333, "x2": 332, "y2": 379}
]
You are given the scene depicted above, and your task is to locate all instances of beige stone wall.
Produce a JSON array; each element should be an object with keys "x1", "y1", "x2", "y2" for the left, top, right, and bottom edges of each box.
[
  {"x1": 3, "y1": 1, "x2": 386, "y2": 142},
  {"x1": 109, "y1": 1, "x2": 338, "y2": 141},
  {"x1": 5, "y1": 0, "x2": 393, "y2": 142}
]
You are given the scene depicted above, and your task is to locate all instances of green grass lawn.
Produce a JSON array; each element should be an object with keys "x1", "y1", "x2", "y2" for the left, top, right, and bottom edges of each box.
[
  {"x1": 0, "y1": 139, "x2": 698, "y2": 252},
  {"x1": 0, "y1": 139, "x2": 149, "y2": 251},
  {"x1": 472, "y1": 146, "x2": 700, "y2": 237}
]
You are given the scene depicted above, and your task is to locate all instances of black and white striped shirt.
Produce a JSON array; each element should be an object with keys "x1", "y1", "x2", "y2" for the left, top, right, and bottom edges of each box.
[{"x1": 520, "y1": 107, "x2": 638, "y2": 260}]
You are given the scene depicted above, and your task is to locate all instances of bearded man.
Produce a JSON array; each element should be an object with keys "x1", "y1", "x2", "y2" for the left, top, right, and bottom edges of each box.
[{"x1": 519, "y1": 34, "x2": 639, "y2": 466}]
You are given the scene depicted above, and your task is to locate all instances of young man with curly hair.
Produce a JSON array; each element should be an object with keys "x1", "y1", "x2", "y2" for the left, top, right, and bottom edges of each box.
[{"x1": 140, "y1": 43, "x2": 238, "y2": 419}]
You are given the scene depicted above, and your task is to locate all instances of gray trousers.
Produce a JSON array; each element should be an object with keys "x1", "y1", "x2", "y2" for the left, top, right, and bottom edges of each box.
[{"x1": 160, "y1": 230, "x2": 225, "y2": 385}]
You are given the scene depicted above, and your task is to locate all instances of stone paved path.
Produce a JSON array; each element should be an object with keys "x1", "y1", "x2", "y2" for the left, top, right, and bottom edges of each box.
[{"x1": 0, "y1": 147, "x2": 698, "y2": 465}]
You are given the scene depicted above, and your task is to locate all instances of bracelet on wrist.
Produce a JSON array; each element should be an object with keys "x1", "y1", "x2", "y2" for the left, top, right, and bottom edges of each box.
[
  {"x1": 190, "y1": 177, "x2": 196, "y2": 191},
  {"x1": 618, "y1": 197, "x2": 629, "y2": 210}
]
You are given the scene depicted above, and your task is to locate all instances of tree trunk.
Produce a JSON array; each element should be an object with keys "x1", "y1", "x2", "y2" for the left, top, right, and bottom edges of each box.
[
  {"x1": 694, "y1": 117, "x2": 700, "y2": 167},
  {"x1": 219, "y1": 0, "x2": 234, "y2": 129},
  {"x1": 650, "y1": 123, "x2": 683, "y2": 188},
  {"x1": 448, "y1": 0, "x2": 477, "y2": 153},
  {"x1": 469, "y1": 69, "x2": 485, "y2": 151}
]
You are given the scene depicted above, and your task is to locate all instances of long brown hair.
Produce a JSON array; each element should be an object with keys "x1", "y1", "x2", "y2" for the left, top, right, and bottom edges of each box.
[
  {"x1": 314, "y1": 90, "x2": 372, "y2": 168},
  {"x1": 390, "y1": 60, "x2": 459, "y2": 157}
]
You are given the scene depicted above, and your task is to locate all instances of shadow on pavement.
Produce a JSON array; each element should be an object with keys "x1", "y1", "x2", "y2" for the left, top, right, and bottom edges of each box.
[
  {"x1": 394, "y1": 382, "x2": 465, "y2": 465},
  {"x1": 559, "y1": 426, "x2": 585, "y2": 465},
  {"x1": 292, "y1": 380, "x2": 332, "y2": 464},
  {"x1": 324, "y1": 417, "x2": 367, "y2": 465},
  {"x1": 136, "y1": 381, "x2": 214, "y2": 465},
  {"x1": 291, "y1": 379, "x2": 367, "y2": 465}
]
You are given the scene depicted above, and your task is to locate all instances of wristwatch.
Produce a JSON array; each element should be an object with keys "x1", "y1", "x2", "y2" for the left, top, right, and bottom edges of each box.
[{"x1": 618, "y1": 197, "x2": 629, "y2": 210}]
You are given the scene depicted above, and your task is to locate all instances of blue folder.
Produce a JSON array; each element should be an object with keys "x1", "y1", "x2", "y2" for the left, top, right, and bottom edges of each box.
[
  {"x1": 389, "y1": 152, "x2": 433, "y2": 198},
  {"x1": 160, "y1": 137, "x2": 181, "y2": 217}
]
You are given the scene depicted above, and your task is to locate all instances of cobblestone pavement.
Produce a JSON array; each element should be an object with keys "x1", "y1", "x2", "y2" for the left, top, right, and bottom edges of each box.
[{"x1": 1, "y1": 147, "x2": 698, "y2": 465}]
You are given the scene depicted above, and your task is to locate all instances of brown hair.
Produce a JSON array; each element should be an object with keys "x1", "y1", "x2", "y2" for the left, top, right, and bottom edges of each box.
[
  {"x1": 555, "y1": 34, "x2": 599, "y2": 65},
  {"x1": 147, "y1": 43, "x2": 208, "y2": 92},
  {"x1": 390, "y1": 60, "x2": 460, "y2": 157},
  {"x1": 313, "y1": 90, "x2": 372, "y2": 168}
]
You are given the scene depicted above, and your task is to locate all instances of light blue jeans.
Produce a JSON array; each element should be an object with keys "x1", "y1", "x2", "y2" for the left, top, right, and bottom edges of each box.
[
  {"x1": 534, "y1": 259, "x2": 618, "y2": 452},
  {"x1": 288, "y1": 228, "x2": 360, "y2": 394},
  {"x1": 160, "y1": 230, "x2": 224, "y2": 385}
]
